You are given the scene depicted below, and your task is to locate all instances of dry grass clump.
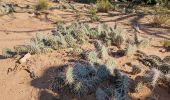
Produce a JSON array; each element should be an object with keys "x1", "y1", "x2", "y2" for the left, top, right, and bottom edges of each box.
[{"x1": 152, "y1": 13, "x2": 170, "y2": 27}]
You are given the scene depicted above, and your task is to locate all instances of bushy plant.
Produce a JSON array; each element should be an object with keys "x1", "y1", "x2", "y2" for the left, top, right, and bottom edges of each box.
[
  {"x1": 35, "y1": 0, "x2": 50, "y2": 11},
  {"x1": 97, "y1": 0, "x2": 112, "y2": 12},
  {"x1": 163, "y1": 40, "x2": 170, "y2": 48},
  {"x1": 88, "y1": 6, "x2": 100, "y2": 22}
]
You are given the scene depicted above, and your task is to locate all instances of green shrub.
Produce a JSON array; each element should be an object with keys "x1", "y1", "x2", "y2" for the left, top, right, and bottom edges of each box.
[
  {"x1": 163, "y1": 40, "x2": 170, "y2": 48},
  {"x1": 97, "y1": 0, "x2": 112, "y2": 12},
  {"x1": 88, "y1": 6, "x2": 100, "y2": 22},
  {"x1": 35, "y1": 0, "x2": 50, "y2": 11}
]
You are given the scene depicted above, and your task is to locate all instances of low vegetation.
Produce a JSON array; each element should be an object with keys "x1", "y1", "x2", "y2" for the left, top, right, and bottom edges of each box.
[{"x1": 35, "y1": 0, "x2": 50, "y2": 11}]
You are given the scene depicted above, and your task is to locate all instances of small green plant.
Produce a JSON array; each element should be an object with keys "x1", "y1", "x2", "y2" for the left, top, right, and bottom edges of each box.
[
  {"x1": 88, "y1": 6, "x2": 100, "y2": 22},
  {"x1": 97, "y1": 0, "x2": 112, "y2": 12},
  {"x1": 35, "y1": 0, "x2": 50, "y2": 11},
  {"x1": 163, "y1": 40, "x2": 170, "y2": 48}
]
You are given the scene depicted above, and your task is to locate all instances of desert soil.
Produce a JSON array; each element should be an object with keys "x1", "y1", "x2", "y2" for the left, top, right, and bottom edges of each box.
[{"x1": 0, "y1": 0, "x2": 170, "y2": 100}]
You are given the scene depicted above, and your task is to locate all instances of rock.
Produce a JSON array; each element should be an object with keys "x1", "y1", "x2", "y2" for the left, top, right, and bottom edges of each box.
[{"x1": 19, "y1": 53, "x2": 31, "y2": 64}]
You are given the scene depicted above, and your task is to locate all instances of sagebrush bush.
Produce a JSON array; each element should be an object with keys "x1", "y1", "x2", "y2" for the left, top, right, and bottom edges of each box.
[
  {"x1": 97, "y1": 0, "x2": 112, "y2": 12},
  {"x1": 163, "y1": 40, "x2": 170, "y2": 48},
  {"x1": 35, "y1": 0, "x2": 50, "y2": 11}
]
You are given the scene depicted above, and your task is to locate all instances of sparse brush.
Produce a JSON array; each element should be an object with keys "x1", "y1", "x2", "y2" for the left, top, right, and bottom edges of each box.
[
  {"x1": 56, "y1": 32, "x2": 67, "y2": 49},
  {"x1": 2, "y1": 48, "x2": 16, "y2": 58},
  {"x1": 135, "y1": 82, "x2": 144, "y2": 92},
  {"x1": 0, "y1": 3, "x2": 15, "y2": 14},
  {"x1": 163, "y1": 40, "x2": 170, "y2": 51},
  {"x1": 89, "y1": 6, "x2": 100, "y2": 22},
  {"x1": 145, "y1": 68, "x2": 163, "y2": 87},
  {"x1": 97, "y1": 0, "x2": 112, "y2": 12},
  {"x1": 71, "y1": 47, "x2": 83, "y2": 56},
  {"x1": 114, "y1": 35, "x2": 124, "y2": 49},
  {"x1": 152, "y1": 13, "x2": 170, "y2": 27},
  {"x1": 158, "y1": 63, "x2": 170, "y2": 74},
  {"x1": 35, "y1": 0, "x2": 50, "y2": 11},
  {"x1": 137, "y1": 39, "x2": 151, "y2": 49},
  {"x1": 96, "y1": 88, "x2": 109, "y2": 100},
  {"x1": 41, "y1": 47, "x2": 53, "y2": 53},
  {"x1": 112, "y1": 70, "x2": 130, "y2": 100},
  {"x1": 65, "y1": 34, "x2": 77, "y2": 47},
  {"x1": 105, "y1": 58, "x2": 117, "y2": 75},
  {"x1": 88, "y1": 28, "x2": 101, "y2": 39},
  {"x1": 163, "y1": 56, "x2": 170, "y2": 64},
  {"x1": 72, "y1": 29, "x2": 87, "y2": 44},
  {"x1": 125, "y1": 44, "x2": 137, "y2": 56},
  {"x1": 132, "y1": 29, "x2": 151, "y2": 49},
  {"x1": 131, "y1": 65, "x2": 141, "y2": 75},
  {"x1": 94, "y1": 40, "x2": 109, "y2": 59},
  {"x1": 84, "y1": 51, "x2": 98, "y2": 65}
]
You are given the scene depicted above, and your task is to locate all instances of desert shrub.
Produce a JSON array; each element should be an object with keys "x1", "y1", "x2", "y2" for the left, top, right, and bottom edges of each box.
[
  {"x1": 163, "y1": 40, "x2": 170, "y2": 51},
  {"x1": 125, "y1": 44, "x2": 137, "y2": 56},
  {"x1": 88, "y1": 6, "x2": 100, "y2": 22},
  {"x1": 163, "y1": 40, "x2": 170, "y2": 48},
  {"x1": 97, "y1": 0, "x2": 113, "y2": 12},
  {"x1": 35, "y1": 0, "x2": 50, "y2": 11},
  {"x1": 2, "y1": 48, "x2": 16, "y2": 58},
  {"x1": 152, "y1": 13, "x2": 170, "y2": 27},
  {"x1": 0, "y1": 3, "x2": 15, "y2": 14}
]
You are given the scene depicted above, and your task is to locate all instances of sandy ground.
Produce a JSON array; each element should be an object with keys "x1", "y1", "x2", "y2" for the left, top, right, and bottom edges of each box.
[{"x1": 0, "y1": 0, "x2": 170, "y2": 100}]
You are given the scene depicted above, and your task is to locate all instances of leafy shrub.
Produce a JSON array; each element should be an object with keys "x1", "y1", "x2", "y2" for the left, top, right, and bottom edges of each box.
[
  {"x1": 163, "y1": 40, "x2": 170, "y2": 48},
  {"x1": 97, "y1": 0, "x2": 112, "y2": 12},
  {"x1": 35, "y1": 0, "x2": 50, "y2": 11}
]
